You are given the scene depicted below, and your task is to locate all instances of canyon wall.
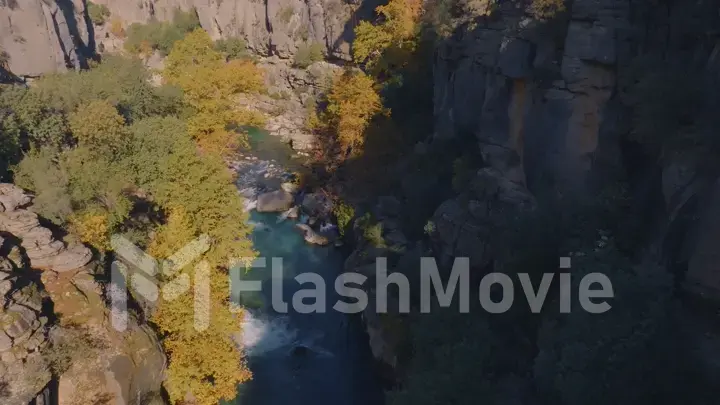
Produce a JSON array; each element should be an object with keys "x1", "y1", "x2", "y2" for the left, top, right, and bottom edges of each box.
[
  {"x1": 430, "y1": 0, "x2": 720, "y2": 299},
  {"x1": 0, "y1": 0, "x2": 380, "y2": 77}
]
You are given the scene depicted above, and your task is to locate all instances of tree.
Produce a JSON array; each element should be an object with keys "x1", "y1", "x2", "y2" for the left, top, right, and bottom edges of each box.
[
  {"x1": 164, "y1": 29, "x2": 264, "y2": 156},
  {"x1": 353, "y1": 0, "x2": 423, "y2": 75},
  {"x1": 68, "y1": 100, "x2": 128, "y2": 153},
  {"x1": 8, "y1": 50, "x2": 256, "y2": 405},
  {"x1": 323, "y1": 70, "x2": 386, "y2": 157}
]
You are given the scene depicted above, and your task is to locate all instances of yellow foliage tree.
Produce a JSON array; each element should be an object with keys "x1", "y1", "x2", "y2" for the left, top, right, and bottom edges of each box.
[
  {"x1": 353, "y1": 0, "x2": 423, "y2": 75},
  {"x1": 164, "y1": 29, "x2": 265, "y2": 156},
  {"x1": 324, "y1": 70, "x2": 386, "y2": 157},
  {"x1": 147, "y1": 149, "x2": 255, "y2": 405},
  {"x1": 68, "y1": 208, "x2": 111, "y2": 250}
]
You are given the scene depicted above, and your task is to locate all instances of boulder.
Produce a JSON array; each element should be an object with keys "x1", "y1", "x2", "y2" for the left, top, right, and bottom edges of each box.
[
  {"x1": 295, "y1": 223, "x2": 329, "y2": 245},
  {"x1": 301, "y1": 192, "x2": 333, "y2": 219},
  {"x1": 257, "y1": 190, "x2": 295, "y2": 212}
]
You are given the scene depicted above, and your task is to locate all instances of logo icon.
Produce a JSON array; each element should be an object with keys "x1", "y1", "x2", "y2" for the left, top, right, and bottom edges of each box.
[{"x1": 109, "y1": 234, "x2": 211, "y2": 331}]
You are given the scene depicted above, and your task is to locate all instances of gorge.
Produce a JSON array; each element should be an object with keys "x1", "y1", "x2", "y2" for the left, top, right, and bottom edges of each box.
[{"x1": 1, "y1": 0, "x2": 720, "y2": 404}]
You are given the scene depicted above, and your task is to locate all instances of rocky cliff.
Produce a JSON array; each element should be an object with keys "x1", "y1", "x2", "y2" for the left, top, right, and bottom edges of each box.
[
  {"x1": 430, "y1": 0, "x2": 720, "y2": 299},
  {"x1": 91, "y1": 0, "x2": 380, "y2": 59},
  {"x1": 0, "y1": 0, "x2": 94, "y2": 77},
  {"x1": 0, "y1": 184, "x2": 165, "y2": 405},
  {"x1": 1, "y1": 0, "x2": 379, "y2": 77}
]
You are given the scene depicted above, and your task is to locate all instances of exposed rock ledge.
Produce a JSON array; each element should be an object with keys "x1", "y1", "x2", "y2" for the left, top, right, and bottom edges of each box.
[{"x1": 0, "y1": 184, "x2": 92, "y2": 273}]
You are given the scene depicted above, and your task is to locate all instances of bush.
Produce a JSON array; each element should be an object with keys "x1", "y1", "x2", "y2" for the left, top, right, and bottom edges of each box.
[
  {"x1": 333, "y1": 201, "x2": 355, "y2": 236},
  {"x1": 87, "y1": 1, "x2": 111, "y2": 25},
  {"x1": 214, "y1": 37, "x2": 249, "y2": 60},
  {"x1": 358, "y1": 213, "x2": 386, "y2": 247},
  {"x1": 109, "y1": 17, "x2": 125, "y2": 37},
  {"x1": 293, "y1": 42, "x2": 324, "y2": 68}
]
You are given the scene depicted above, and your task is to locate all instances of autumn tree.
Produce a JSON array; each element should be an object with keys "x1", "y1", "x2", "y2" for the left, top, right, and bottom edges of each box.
[
  {"x1": 164, "y1": 29, "x2": 265, "y2": 156},
  {"x1": 321, "y1": 70, "x2": 386, "y2": 158},
  {"x1": 11, "y1": 56, "x2": 255, "y2": 405},
  {"x1": 353, "y1": 0, "x2": 423, "y2": 76}
]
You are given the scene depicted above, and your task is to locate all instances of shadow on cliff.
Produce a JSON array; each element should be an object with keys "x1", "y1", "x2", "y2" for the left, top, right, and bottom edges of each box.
[{"x1": 49, "y1": 0, "x2": 97, "y2": 70}]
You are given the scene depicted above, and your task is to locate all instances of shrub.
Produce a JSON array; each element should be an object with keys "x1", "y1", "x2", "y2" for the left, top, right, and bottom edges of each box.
[
  {"x1": 333, "y1": 201, "x2": 355, "y2": 236},
  {"x1": 214, "y1": 37, "x2": 249, "y2": 60},
  {"x1": 358, "y1": 213, "x2": 386, "y2": 247},
  {"x1": 293, "y1": 42, "x2": 324, "y2": 68},
  {"x1": 423, "y1": 220, "x2": 435, "y2": 235},
  {"x1": 124, "y1": 8, "x2": 201, "y2": 56},
  {"x1": 87, "y1": 1, "x2": 111, "y2": 25}
]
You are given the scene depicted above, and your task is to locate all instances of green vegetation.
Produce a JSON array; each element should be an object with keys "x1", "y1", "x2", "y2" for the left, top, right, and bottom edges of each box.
[
  {"x1": 353, "y1": 0, "x2": 422, "y2": 76},
  {"x1": 333, "y1": 200, "x2": 355, "y2": 236},
  {"x1": 124, "y1": 8, "x2": 201, "y2": 55},
  {"x1": 293, "y1": 42, "x2": 324, "y2": 68},
  {"x1": 311, "y1": 69, "x2": 386, "y2": 159},
  {"x1": 86, "y1": 1, "x2": 111, "y2": 25},
  {"x1": 0, "y1": 32, "x2": 262, "y2": 403},
  {"x1": 214, "y1": 37, "x2": 250, "y2": 60},
  {"x1": 358, "y1": 213, "x2": 387, "y2": 248},
  {"x1": 164, "y1": 29, "x2": 265, "y2": 156}
]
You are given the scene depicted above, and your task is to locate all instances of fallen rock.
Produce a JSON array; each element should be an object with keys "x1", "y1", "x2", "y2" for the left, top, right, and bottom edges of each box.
[{"x1": 256, "y1": 190, "x2": 295, "y2": 212}]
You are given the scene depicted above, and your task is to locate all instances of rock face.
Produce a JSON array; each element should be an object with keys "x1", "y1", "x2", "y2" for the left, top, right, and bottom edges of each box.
[
  {"x1": 432, "y1": 168, "x2": 535, "y2": 269},
  {"x1": 433, "y1": 0, "x2": 627, "y2": 194},
  {"x1": 0, "y1": 184, "x2": 92, "y2": 273},
  {"x1": 0, "y1": 0, "x2": 94, "y2": 78},
  {"x1": 431, "y1": 0, "x2": 720, "y2": 301},
  {"x1": 237, "y1": 59, "x2": 342, "y2": 151},
  {"x1": 0, "y1": 249, "x2": 52, "y2": 405},
  {"x1": 91, "y1": 0, "x2": 382, "y2": 59},
  {"x1": 0, "y1": 183, "x2": 166, "y2": 405},
  {"x1": 256, "y1": 189, "x2": 295, "y2": 212}
]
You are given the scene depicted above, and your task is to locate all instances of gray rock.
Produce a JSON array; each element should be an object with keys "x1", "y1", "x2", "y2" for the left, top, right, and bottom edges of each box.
[
  {"x1": 1, "y1": 0, "x2": 91, "y2": 77},
  {"x1": 301, "y1": 192, "x2": 333, "y2": 218},
  {"x1": 257, "y1": 190, "x2": 295, "y2": 212}
]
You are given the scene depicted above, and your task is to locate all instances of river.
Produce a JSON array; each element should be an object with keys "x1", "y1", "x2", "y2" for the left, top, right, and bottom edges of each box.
[{"x1": 223, "y1": 129, "x2": 384, "y2": 405}]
